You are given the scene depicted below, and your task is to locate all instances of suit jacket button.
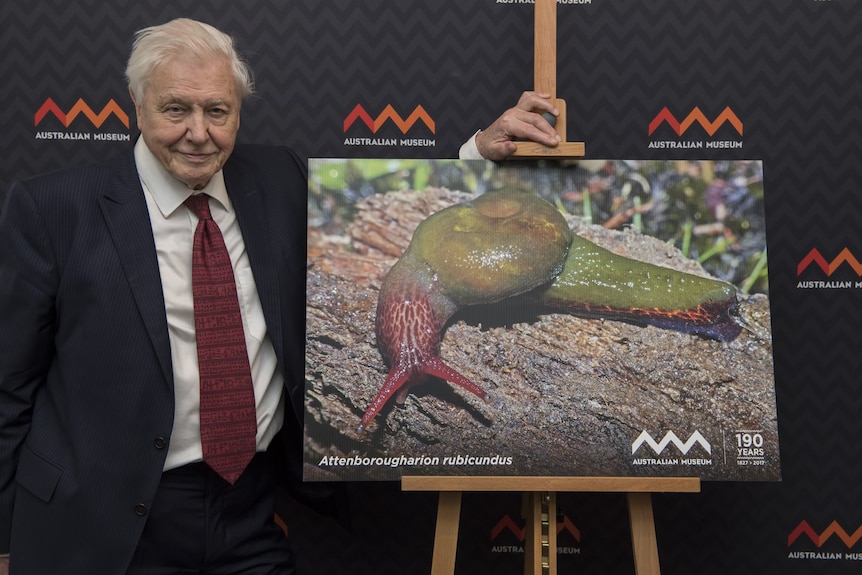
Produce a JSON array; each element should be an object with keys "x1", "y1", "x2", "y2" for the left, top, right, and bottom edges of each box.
[
  {"x1": 134, "y1": 504, "x2": 148, "y2": 516},
  {"x1": 153, "y1": 437, "x2": 167, "y2": 449}
]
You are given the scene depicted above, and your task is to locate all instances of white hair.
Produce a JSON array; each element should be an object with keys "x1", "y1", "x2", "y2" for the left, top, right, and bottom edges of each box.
[{"x1": 125, "y1": 18, "x2": 255, "y2": 103}]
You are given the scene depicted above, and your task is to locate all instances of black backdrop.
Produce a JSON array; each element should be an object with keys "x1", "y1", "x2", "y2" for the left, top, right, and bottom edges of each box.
[{"x1": 3, "y1": 1, "x2": 862, "y2": 573}]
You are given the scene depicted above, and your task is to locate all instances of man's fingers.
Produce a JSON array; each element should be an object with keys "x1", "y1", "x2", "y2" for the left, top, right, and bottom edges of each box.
[{"x1": 515, "y1": 91, "x2": 559, "y2": 116}]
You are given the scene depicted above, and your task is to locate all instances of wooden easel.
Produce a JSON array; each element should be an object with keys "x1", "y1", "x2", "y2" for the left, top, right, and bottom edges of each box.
[
  {"x1": 402, "y1": 475, "x2": 700, "y2": 575},
  {"x1": 404, "y1": 5, "x2": 692, "y2": 573},
  {"x1": 511, "y1": 0, "x2": 585, "y2": 158}
]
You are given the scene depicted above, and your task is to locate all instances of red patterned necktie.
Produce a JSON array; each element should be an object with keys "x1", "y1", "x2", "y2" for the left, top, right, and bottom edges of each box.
[{"x1": 185, "y1": 193, "x2": 257, "y2": 485}]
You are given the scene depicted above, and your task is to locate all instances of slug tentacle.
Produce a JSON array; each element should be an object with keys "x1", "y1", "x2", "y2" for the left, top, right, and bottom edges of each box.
[
  {"x1": 362, "y1": 190, "x2": 743, "y2": 430},
  {"x1": 357, "y1": 353, "x2": 490, "y2": 432}
]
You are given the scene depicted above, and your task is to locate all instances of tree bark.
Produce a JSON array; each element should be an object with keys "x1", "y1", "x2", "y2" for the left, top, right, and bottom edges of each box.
[{"x1": 304, "y1": 188, "x2": 778, "y2": 481}]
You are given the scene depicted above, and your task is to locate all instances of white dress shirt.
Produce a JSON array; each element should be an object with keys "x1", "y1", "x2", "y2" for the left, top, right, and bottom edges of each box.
[
  {"x1": 134, "y1": 138, "x2": 285, "y2": 471},
  {"x1": 458, "y1": 131, "x2": 484, "y2": 160}
]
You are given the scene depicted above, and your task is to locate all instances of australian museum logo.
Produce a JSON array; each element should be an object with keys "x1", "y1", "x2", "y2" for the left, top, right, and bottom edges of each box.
[
  {"x1": 797, "y1": 248, "x2": 862, "y2": 290},
  {"x1": 343, "y1": 103, "x2": 436, "y2": 149},
  {"x1": 631, "y1": 430, "x2": 713, "y2": 467},
  {"x1": 490, "y1": 513, "x2": 581, "y2": 556},
  {"x1": 647, "y1": 106, "x2": 743, "y2": 151},
  {"x1": 34, "y1": 97, "x2": 131, "y2": 143},
  {"x1": 788, "y1": 520, "x2": 862, "y2": 562}
]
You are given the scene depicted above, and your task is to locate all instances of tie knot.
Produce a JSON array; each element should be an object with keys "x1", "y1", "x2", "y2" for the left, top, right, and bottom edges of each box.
[{"x1": 184, "y1": 194, "x2": 212, "y2": 220}]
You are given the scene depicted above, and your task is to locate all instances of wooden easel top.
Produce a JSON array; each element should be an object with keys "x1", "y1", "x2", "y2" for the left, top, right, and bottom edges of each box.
[{"x1": 511, "y1": 0, "x2": 585, "y2": 159}]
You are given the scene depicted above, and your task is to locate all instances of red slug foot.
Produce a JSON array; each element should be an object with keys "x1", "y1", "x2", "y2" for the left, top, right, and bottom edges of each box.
[{"x1": 358, "y1": 355, "x2": 490, "y2": 432}]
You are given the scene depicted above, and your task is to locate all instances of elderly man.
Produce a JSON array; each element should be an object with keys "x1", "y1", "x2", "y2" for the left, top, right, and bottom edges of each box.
[
  {"x1": 0, "y1": 18, "x2": 313, "y2": 574},
  {"x1": 0, "y1": 16, "x2": 558, "y2": 575}
]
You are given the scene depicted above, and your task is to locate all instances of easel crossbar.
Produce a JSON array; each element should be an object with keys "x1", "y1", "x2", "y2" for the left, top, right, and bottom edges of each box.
[{"x1": 402, "y1": 475, "x2": 700, "y2": 493}]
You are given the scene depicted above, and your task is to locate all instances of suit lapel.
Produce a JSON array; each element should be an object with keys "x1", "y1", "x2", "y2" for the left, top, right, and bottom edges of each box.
[
  {"x1": 224, "y1": 158, "x2": 285, "y2": 364},
  {"x1": 95, "y1": 150, "x2": 287, "y2": 392},
  {"x1": 98, "y1": 150, "x2": 174, "y2": 385}
]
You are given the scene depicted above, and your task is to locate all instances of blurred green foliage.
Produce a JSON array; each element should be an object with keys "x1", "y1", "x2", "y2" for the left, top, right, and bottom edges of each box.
[{"x1": 308, "y1": 158, "x2": 768, "y2": 294}]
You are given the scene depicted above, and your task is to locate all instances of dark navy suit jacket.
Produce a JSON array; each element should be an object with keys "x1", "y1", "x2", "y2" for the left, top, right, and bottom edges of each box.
[{"x1": 0, "y1": 143, "x2": 310, "y2": 574}]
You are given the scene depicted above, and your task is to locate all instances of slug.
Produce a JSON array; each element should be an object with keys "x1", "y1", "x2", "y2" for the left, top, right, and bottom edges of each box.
[{"x1": 359, "y1": 190, "x2": 742, "y2": 430}]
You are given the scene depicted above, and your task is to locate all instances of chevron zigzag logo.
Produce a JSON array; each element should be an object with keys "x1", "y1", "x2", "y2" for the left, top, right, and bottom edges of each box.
[
  {"x1": 648, "y1": 106, "x2": 743, "y2": 137},
  {"x1": 631, "y1": 430, "x2": 712, "y2": 455},
  {"x1": 34, "y1": 97, "x2": 130, "y2": 129},
  {"x1": 343, "y1": 104, "x2": 435, "y2": 134},
  {"x1": 490, "y1": 513, "x2": 581, "y2": 543},
  {"x1": 788, "y1": 520, "x2": 862, "y2": 548},
  {"x1": 797, "y1": 248, "x2": 862, "y2": 277}
]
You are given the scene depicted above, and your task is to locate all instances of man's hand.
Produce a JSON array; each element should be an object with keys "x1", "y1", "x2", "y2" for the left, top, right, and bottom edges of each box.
[
  {"x1": 0, "y1": 555, "x2": 9, "y2": 575},
  {"x1": 475, "y1": 91, "x2": 562, "y2": 160}
]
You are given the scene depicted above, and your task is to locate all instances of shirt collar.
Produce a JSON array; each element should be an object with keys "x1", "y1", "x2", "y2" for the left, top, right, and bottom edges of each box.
[{"x1": 134, "y1": 137, "x2": 231, "y2": 218}]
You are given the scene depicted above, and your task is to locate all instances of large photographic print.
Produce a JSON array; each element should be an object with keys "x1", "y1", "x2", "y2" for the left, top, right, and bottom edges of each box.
[{"x1": 303, "y1": 158, "x2": 779, "y2": 482}]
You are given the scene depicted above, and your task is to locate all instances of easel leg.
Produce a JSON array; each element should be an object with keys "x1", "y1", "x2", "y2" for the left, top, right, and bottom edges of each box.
[
  {"x1": 523, "y1": 491, "x2": 557, "y2": 575},
  {"x1": 431, "y1": 491, "x2": 462, "y2": 575},
  {"x1": 627, "y1": 492, "x2": 661, "y2": 575}
]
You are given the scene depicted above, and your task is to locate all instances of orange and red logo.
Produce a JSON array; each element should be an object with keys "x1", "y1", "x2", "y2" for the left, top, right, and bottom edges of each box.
[
  {"x1": 35, "y1": 97, "x2": 130, "y2": 129},
  {"x1": 491, "y1": 513, "x2": 581, "y2": 543},
  {"x1": 797, "y1": 248, "x2": 862, "y2": 277},
  {"x1": 648, "y1": 106, "x2": 743, "y2": 137},
  {"x1": 788, "y1": 520, "x2": 862, "y2": 548},
  {"x1": 343, "y1": 104, "x2": 435, "y2": 134}
]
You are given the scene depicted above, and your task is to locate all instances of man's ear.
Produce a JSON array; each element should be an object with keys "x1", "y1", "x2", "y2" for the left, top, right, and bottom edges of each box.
[{"x1": 128, "y1": 86, "x2": 142, "y2": 130}]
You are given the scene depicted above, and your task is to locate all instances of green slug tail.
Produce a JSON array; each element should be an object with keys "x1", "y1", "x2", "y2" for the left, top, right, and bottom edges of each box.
[{"x1": 537, "y1": 296, "x2": 743, "y2": 341}]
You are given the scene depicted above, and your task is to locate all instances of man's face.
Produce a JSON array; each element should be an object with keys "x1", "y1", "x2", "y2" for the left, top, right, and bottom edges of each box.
[{"x1": 132, "y1": 55, "x2": 240, "y2": 190}]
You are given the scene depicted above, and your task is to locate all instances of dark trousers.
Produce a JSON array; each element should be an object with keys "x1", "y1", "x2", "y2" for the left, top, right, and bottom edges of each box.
[{"x1": 126, "y1": 453, "x2": 296, "y2": 575}]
